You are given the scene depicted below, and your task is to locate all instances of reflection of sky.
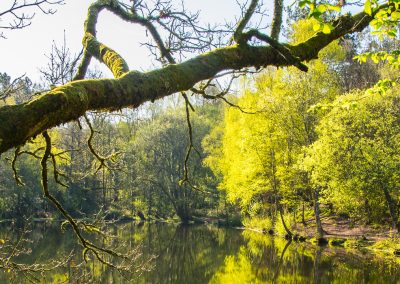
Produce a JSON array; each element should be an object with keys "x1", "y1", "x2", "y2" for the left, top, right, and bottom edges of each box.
[{"x1": 0, "y1": 0, "x2": 251, "y2": 82}]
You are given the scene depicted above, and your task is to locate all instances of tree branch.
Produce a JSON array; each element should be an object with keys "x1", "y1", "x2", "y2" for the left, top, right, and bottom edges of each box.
[
  {"x1": 0, "y1": 7, "x2": 379, "y2": 154},
  {"x1": 271, "y1": 0, "x2": 283, "y2": 40},
  {"x1": 80, "y1": 0, "x2": 129, "y2": 78},
  {"x1": 233, "y1": 0, "x2": 259, "y2": 43}
]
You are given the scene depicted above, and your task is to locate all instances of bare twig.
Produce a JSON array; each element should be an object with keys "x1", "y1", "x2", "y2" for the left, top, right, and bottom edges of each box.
[
  {"x1": 0, "y1": 74, "x2": 27, "y2": 101},
  {"x1": 40, "y1": 131, "x2": 129, "y2": 267},
  {"x1": 83, "y1": 114, "x2": 121, "y2": 174},
  {"x1": 0, "y1": 0, "x2": 64, "y2": 38}
]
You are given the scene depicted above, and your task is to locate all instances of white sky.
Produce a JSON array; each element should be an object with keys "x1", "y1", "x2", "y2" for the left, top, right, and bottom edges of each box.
[
  {"x1": 0, "y1": 1, "x2": 366, "y2": 84},
  {"x1": 0, "y1": 0, "x2": 266, "y2": 82}
]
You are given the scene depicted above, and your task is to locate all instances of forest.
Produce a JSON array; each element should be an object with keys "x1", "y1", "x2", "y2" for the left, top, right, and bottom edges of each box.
[{"x1": 1, "y1": 0, "x2": 400, "y2": 282}]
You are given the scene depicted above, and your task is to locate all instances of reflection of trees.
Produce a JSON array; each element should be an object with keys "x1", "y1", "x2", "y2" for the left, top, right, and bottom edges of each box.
[
  {"x1": 272, "y1": 239, "x2": 291, "y2": 284},
  {"x1": 210, "y1": 230, "x2": 400, "y2": 283},
  {"x1": 2, "y1": 224, "x2": 400, "y2": 283},
  {"x1": 141, "y1": 224, "x2": 242, "y2": 284}
]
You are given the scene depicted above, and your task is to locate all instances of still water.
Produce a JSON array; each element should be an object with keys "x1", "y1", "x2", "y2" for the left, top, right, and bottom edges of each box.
[{"x1": 0, "y1": 222, "x2": 399, "y2": 283}]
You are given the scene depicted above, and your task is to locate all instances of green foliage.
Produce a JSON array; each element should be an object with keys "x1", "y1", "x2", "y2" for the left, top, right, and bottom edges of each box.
[
  {"x1": 128, "y1": 103, "x2": 220, "y2": 222},
  {"x1": 298, "y1": 0, "x2": 341, "y2": 34},
  {"x1": 302, "y1": 88, "x2": 400, "y2": 224},
  {"x1": 206, "y1": 19, "x2": 342, "y2": 223},
  {"x1": 0, "y1": 93, "x2": 221, "y2": 223},
  {"x1": 242, "y1": 217, "x2": 272, "y2": 231}
]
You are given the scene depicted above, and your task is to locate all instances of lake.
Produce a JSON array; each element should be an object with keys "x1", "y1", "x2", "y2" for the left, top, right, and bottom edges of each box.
[{"x1": 0, "y1": 222, "x2": 399, "y2": 283}]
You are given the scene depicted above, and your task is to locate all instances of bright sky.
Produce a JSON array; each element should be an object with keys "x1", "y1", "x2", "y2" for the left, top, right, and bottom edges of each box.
[{"x1": 0, "y1": 0, "x2": 271, "y2": 83}]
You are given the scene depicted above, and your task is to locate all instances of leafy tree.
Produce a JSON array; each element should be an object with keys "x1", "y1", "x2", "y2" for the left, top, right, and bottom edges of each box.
[
  {"x1": 129, "y1": 104, "x2": 219, "y2": 223},
  {"x1": 206, "y1": 18, "x2": 342, "y2": 237},
  {"x1": 302, "y1": 89, "x2": 400, "y2": 231}
]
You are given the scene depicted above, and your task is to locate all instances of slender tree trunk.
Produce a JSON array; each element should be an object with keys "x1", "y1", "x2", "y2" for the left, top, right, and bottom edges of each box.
[
  {"x1": 314, "y1": 187, "x2": 324, "y2": 238},
  {"x1": 278, "y1": 204, "x2": 292, "y2": 237},
  {"x1": 302, "y1": 201, "x2": 307, "y2": 227},
  {"x1": 364, "y1": 198, "x2": 372, "y2": 225}
]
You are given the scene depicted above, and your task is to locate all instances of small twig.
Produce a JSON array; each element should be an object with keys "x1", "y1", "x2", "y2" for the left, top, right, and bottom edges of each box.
[
  {"x1": 83, "y1": 114, "x2": 121, "y2": 174},
  {"x1": 11, "y1": 147, "x2": 24, "y2": 186}
]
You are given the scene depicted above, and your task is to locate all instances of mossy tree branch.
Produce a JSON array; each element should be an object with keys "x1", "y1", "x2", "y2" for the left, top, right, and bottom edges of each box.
[
  {"x1": 0, "y1": 6, "x2": 381, "y2": 154},
  {"x1": 271, "y1": 0, "x2": 283, "y2": 40},
  {"x1": 233, "y1": 0, "x2": 259, "y2": 43},
  {"x1": 80, "y1": 0, "x2": 129, "y2": 78}
]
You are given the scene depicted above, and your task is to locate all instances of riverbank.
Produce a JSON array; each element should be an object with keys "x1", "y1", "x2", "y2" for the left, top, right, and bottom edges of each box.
[
  {"x1": 243, "y1": 215, "x2": 400, "y2": 261},
  {"x1": 3, "y1": 213, "x2": 400, "y2": 260}
]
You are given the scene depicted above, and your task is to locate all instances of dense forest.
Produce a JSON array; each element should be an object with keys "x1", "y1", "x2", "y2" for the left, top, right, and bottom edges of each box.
[{"x1": 1, "y1": 0, "x2": 400, "y2": 281}]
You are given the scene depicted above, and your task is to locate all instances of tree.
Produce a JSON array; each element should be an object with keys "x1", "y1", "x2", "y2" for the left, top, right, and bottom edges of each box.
[
  {"x1": 0, "y1": 0, "x2": 393, "y2": 153},
  {"x1": 205, "y1": 17, "x2": 343, "y2": 237},
  {"x1": 1, "y1": 0, "x2": 399, "y2": 263},
  {"x1": 126, "y1": 103, "x2": 220, "y2": 223},
  {"x1": 303, "y1": 89, "x2": 400, "y2": 232}
]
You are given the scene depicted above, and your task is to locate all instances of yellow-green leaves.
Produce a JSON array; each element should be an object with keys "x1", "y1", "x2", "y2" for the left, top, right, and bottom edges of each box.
[
  {"x1": 304, "y1": 88, "x2": 400, "y2": 220},
  {"x1": 364, "y1": 0, "x2": 372, "y2": 15},
  {"x1": 368, "y1": 1, "x2": 400, "y2": 40},
  {"x1": 322, "y1": 23, "x2": 333, "y2": 34},
  {"x1": 354, "y1": 2, "x2": 400, "y2": 79},
  {"x1": 312, "y1": 22, "x2": 333, "y2": 34},
  {"x1": 206, "y1": 48, "x2": 341, "y2": 215},
  {"x1": 299, "y1": 1, "x2": 342, "y2": 34},
  {"x1": 354, "y1": 50, "x2": 400, "y2": 69},
  {"x1": 366, "y1": 79, "x2": 396, "y2": 96}
]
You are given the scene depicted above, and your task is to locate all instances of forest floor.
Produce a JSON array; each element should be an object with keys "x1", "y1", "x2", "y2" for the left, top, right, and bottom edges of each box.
[{"x1": 295, "y1": 215, "x2": 395, "y2": 241}]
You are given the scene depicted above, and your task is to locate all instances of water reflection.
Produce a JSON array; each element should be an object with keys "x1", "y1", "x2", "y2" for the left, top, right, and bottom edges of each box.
[
  {"x1": 212, "y1": 230, "x2": 400, "y2": 284},
  {"x1": 0, "y1": 222, "x2": 399, "y2": 283}
]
